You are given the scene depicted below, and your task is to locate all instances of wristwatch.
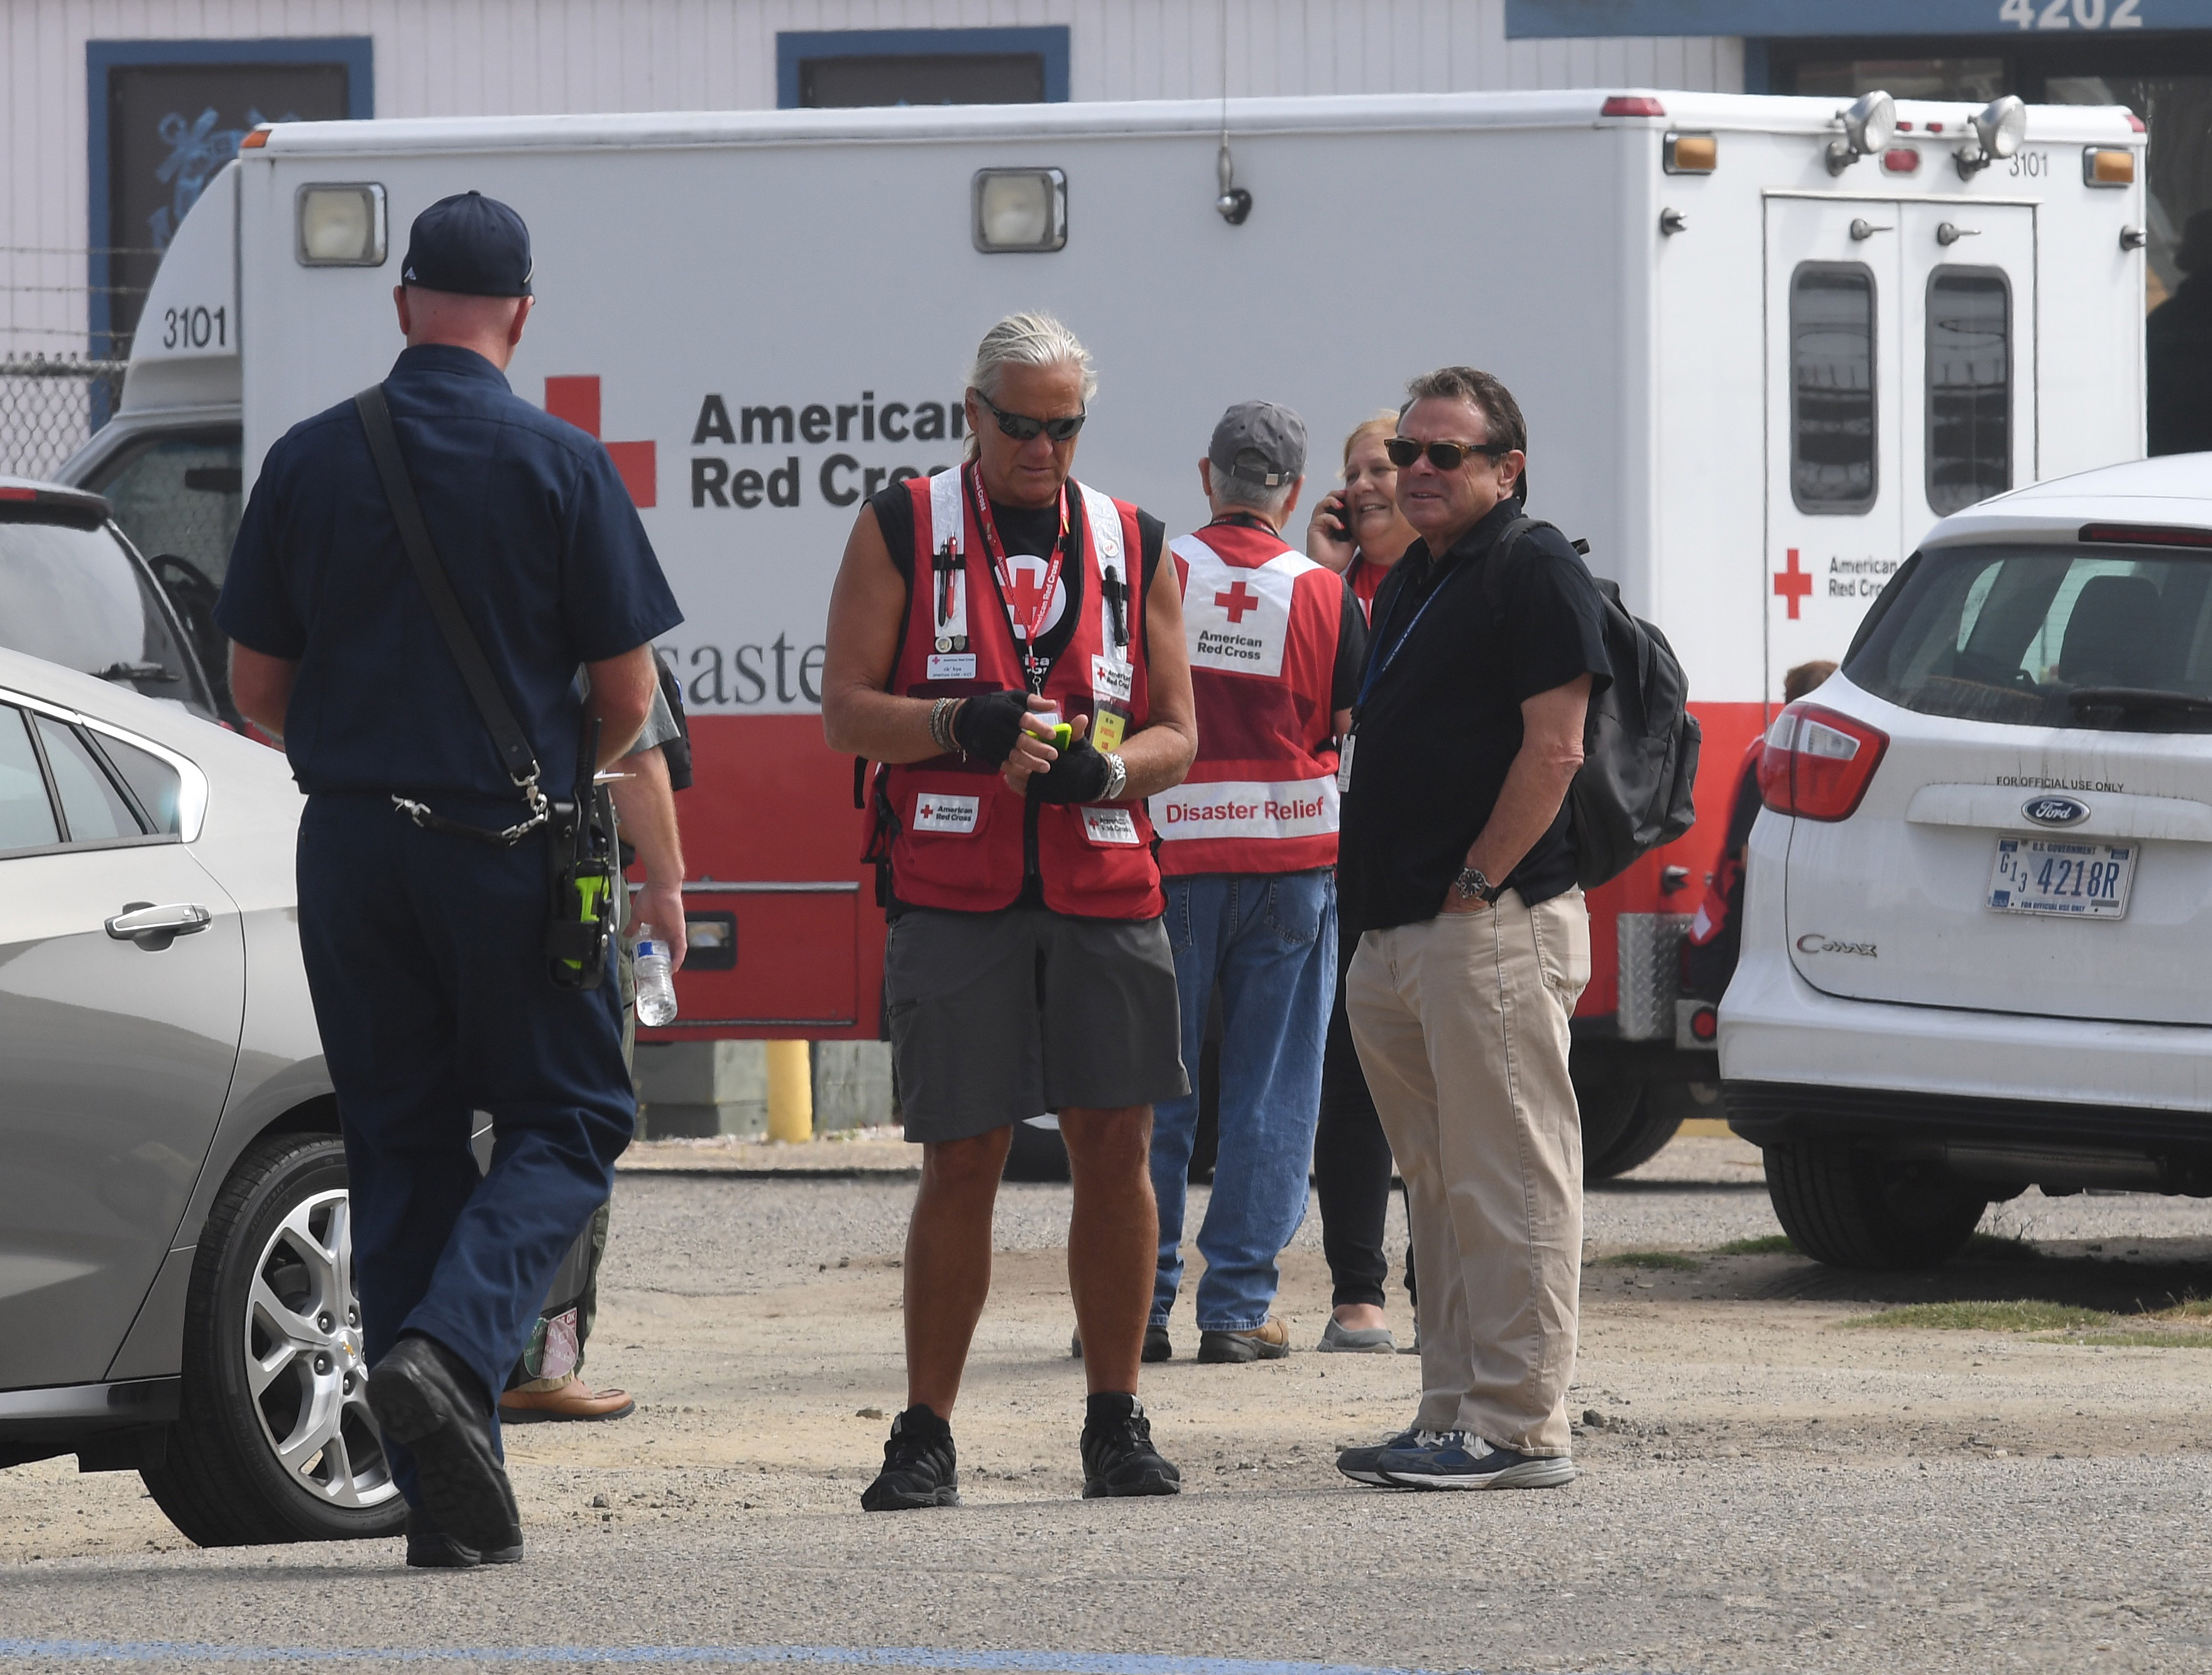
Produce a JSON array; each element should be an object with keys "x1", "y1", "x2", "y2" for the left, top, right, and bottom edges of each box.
[
  {"x1": 1101, "y1": 751, "x2": 1128, "y2": 801},
  {"x1": 1454, "y1": 866, "x2": 1503, "y2": 904}
]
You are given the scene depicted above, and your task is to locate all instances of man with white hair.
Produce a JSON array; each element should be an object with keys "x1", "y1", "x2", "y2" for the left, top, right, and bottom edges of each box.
[
  {"x1": 823, "y1": 312, "x2": 1197, "y2": 1508},
  {"x1": 1143, "y1": 402, "x2": 1365, "y2": 1363}
]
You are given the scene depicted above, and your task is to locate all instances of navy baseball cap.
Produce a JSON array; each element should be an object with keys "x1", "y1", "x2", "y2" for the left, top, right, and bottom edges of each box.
[{"x1": 400, "y1": 191, "x2": 534, "y2": 297}]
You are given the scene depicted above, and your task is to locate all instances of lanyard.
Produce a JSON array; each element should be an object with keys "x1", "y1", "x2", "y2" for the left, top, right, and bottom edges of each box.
[
  {"x1": 1355, "y1": 554, "x2": 1465, "y2": 711},
  {"x1": 968, "y1": 461, "x2": 1070, "y2": 693}
]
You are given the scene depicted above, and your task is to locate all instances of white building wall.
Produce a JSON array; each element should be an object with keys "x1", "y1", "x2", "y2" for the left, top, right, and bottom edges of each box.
[{"x1": 3, "y1": 0, "x2": 1739, "y2": 356}]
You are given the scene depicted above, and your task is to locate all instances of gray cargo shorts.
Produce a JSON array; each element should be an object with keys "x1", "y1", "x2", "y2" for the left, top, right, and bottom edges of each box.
[{"x1": 884, "y1": 905, "x2": 1190, "y2": 1145}]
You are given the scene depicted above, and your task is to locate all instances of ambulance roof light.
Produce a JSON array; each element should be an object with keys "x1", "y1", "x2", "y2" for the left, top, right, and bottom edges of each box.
[
  {"x1": 1826, "y1": 91, "x2": 1895, "y2": 176},
  {"x1": 1955, "y1": 96, "x2": 2027, "y2": 178},
  {"x1": 240, "y1": 126, "x2": 271, "y2": 150},
  {"x1": 1601, "y1": 96, "x2": 1666, "y2": 118}
]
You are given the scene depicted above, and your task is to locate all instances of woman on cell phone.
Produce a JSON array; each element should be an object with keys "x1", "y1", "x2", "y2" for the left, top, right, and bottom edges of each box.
[
  {"x1": 1303, "y1": 412, "x2": 1423, "y2": 1354},
  {"x1": 1305, "y1": 412, "x2": 1420, "y2": 619}
]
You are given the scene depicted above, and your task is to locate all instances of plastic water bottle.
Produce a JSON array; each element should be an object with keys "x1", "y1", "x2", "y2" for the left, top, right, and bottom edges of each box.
[{"x1": 633, "y1": 929, "x2": 679, "y2": 1026}]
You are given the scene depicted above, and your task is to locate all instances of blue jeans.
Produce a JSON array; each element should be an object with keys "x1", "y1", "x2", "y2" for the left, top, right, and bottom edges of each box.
[{"x1": 1151, "y1": 870, "x2": 1337, "y2": 1332}]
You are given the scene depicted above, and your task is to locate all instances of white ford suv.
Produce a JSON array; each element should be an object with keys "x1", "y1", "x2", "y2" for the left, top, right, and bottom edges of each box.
[{"x1": 1721, "y1": 454, "x2": 2212, "y2": 1269}]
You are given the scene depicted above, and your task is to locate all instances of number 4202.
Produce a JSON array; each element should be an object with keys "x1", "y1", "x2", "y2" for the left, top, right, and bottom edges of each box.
[{"x1": 2000, "y1": 0, "x2": 2143, "y2": 27}]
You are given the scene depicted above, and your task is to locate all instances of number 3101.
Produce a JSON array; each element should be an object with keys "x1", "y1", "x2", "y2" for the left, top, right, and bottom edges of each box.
[
  {"x1": 2000, "y1": 0, "x2": 2144, "y2": 28},
  {"x1": 160, "y1": 306, "x2": 227, "y2": 351}
]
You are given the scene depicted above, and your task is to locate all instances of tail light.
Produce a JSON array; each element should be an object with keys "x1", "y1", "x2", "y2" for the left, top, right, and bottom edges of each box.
[{"x1": 1758, "y1": 703, "x2": 1889, "y2": 822}]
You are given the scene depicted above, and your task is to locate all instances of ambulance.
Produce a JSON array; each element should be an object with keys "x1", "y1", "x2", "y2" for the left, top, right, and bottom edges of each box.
[{"x1": 63, "y1": 87, "x2": 2148, "y2": 1172}]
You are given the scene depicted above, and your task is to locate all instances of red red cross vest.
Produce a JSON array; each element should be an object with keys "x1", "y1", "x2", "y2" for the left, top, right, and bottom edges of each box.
[
  {"x1": 1150, "y1": 519, "x2": 1344, "y2": 877},
  {"x1": 873, "y1": 465, "x2": 1162, "y2": 920}
]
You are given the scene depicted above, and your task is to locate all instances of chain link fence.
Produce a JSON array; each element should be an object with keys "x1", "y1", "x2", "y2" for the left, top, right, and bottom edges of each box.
[
  {"x1": 0, "y1": 357, "x2": 130, "y2": 481},
  {"x1": 4, "y1": 246, "x2": 148, "y2": 481}
]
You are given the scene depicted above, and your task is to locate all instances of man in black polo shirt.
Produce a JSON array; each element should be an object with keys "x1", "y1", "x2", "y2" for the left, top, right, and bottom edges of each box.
[{"x1": 1332, "y1": 366, "x2": 1610, "y2": 1491}]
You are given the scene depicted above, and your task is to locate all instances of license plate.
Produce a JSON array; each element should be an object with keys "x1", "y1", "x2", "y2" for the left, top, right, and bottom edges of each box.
[{"x1": 1988, "y1": 838, "x2": 2134, "y2": 920}]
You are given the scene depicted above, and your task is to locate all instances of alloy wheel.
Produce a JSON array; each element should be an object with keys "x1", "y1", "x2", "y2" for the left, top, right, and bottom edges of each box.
[{"x1": 242, "y1": 1189, "x2": 398, "y2": 1510}]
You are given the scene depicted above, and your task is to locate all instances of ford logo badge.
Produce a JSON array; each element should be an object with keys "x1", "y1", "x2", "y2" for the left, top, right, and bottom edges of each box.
[{"x1": 2023, "y1": 794, "x2": 2090, "y2": 828}]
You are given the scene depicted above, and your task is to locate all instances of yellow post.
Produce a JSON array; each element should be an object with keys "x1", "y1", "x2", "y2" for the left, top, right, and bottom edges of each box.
[{"x1": 765, "y1": 1040, "x2": 813, "y2": 1143}]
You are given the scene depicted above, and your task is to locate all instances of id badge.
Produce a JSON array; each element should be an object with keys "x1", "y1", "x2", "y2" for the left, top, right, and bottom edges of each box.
[
  {"x1": 1336, "y1": 733, "x2": 1356, "y2": 794},
  {"x1": 1092, "y1": 703, "x2": 1128, "y2": 754}
]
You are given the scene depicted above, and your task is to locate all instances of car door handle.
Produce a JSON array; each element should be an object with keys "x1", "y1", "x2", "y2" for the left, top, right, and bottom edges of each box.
[{"x1": 105, "y1": 901, "x2": 212, "y2": 951}]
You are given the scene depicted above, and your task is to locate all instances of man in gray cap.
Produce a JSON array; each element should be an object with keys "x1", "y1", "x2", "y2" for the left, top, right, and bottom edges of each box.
[
  {"x1": 218, "y1": 190, "x2": 681, "y2": 1566},
  {"x1": 1140, "y1": 402, "x2": 1367, "y2": 1361}
]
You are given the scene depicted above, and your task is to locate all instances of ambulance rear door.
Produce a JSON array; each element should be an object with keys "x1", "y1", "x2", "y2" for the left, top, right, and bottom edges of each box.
[{"x1": 1763, "y1": 191, "x2": 2038, "y2": 694}]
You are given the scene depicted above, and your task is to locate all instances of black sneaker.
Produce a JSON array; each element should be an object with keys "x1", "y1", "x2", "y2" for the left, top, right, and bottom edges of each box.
[
  {"x1": 860, "y1": 1405, "x2": 960, "y2": 1511},
  {"x1": 1080, "y1": 1395, "x2": 1181, "y2": 1498},
  {"x1": 366, "y1": 1334, "x2": 522, "y2": 1556},
  {"x1": 405, "y1": 1506, "x2": 523, "y2": 1569},
  {"x1": 1071, "y1": 1325, "x2": 1173, "y2": 1363},
  {"x1": 1335, "y1": 1425, "x2": 1425, "y2": 1487}
]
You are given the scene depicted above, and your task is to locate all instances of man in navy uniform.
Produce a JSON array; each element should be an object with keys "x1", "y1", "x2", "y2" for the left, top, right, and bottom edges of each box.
[{"x1": 216, "y1": 191, "x2": 682, "y2": 1568}]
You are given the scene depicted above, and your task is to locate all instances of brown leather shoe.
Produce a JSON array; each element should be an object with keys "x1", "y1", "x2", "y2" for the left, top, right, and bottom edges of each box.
[
  {"x1": 499, "y1": 1379, "x2": 637, "y2": 1424},
  {"x1": 1196, "y1": 1316, "x2": 1291, "y2": 1363}
]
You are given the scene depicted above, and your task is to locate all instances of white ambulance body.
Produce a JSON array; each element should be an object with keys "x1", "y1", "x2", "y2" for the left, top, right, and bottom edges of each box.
[{"x1": 70, "y1": 89, "x2": 2147, "y2": 1138}]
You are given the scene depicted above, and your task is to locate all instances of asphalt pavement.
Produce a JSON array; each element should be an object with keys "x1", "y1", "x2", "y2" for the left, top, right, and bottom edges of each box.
[{"x1": 6, "y1": 1138, "x2": 2212, "y2": 1674}]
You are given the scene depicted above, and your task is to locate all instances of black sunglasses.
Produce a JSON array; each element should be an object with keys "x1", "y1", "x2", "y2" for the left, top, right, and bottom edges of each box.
[
  {"x1": 974, "y1": 388, "x2": 1087, "y2": 444},
  {"x1": 1384, "y1": 436, "x2": 1513, "y2": 471}
]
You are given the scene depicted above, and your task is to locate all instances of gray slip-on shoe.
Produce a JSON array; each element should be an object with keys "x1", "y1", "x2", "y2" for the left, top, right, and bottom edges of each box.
[{"x1": 1317, "y1": 1317, "x2": 1398, "y2": 1354}]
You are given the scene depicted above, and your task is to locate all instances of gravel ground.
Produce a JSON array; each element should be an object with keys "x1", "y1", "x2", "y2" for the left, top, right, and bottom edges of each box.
[{"x1": 7, "y1": 1136, "x2": 2212, "y2": 1674}]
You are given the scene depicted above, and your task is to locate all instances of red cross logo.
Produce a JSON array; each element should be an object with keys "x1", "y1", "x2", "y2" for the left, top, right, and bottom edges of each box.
[
  {"x1": 1215, "y1": 579, "x2": 1261, "y2": 623},
  {"x1": 1773, "y1": 547, "x2": 1812, "y2": 620},
  {"x1": 545, "y1": 376, "x2": 656, "y2": 508},
  {"x1": 919, "y1": 802, "x2": 935, "y2": 818},
  {"x1": 1005, "y1": 564, "x2": 1053, "y2": 624}
]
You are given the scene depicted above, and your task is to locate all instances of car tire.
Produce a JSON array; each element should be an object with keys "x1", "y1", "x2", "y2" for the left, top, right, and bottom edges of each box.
[
  {"x1": 1586, "y1": 1085, "x2": 1690, "y2": 1181},
  {"x1": 1572, "y1": 1052, "x2": 1643, "y2": 1177},
  {"x1": 1761, "y1": 1140, "x2": 1987, "y2": 1271},
  {"x1": 1003, "y1": 1119, "x2": 1072, "y2": 1183},
  {"x1": 142, "y1": 1133, "x2": 406, "y2": 1547}
]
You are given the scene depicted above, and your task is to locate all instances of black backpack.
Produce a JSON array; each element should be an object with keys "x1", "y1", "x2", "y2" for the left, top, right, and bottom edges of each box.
[{"x1": 1482, "y1": 516, "x2": 1700, "y2": 888}]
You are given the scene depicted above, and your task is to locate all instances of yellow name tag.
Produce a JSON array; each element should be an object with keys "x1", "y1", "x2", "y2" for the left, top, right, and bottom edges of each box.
[{"x1": 1092, "y1": 708, "x2": 1127, "y2": 752}]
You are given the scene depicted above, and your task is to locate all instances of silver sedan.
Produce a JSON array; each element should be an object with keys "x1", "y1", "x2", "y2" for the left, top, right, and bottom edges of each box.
[{"x1": 0, "y1": 635, "x2": 403, "y2": 1546}]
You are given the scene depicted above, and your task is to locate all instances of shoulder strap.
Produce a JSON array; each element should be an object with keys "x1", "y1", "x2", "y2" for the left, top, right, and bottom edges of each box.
[
  {"x1": 1479, "y1": 514, "x2": 1545, "y2": 624},
  {"x1": 353, "y1": 384, "x2": 542, "y2": 792}
]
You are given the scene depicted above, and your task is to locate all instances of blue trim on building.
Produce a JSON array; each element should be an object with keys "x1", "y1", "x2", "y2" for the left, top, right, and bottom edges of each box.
[
  {"x1": 1742, "y1": 37, "x2": 1770, "y2": 94},
  {"x1": 85, "y1": 36, "x2": 374, "y2": 356},
  {"x1": 1508, "y1": 0, "x2": 2212, "y2": 38},
  {"x1": 775, "y1": 27, "x2": 1071, "y2": 109}
]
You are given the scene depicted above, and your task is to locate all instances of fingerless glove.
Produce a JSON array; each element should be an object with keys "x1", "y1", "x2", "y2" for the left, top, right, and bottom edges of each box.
[
  {"x1": 950, "y1": 689, "x2": 1032, "y2": 766},
  {"x1": 1031, "y1": 737, "x2": 1112, "y2": 804}
]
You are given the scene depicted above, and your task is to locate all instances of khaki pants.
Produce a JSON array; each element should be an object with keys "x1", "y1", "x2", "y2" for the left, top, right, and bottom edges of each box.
[{"x1": 1346, "y1": 889, "x2": 1591, "y2": 1456}]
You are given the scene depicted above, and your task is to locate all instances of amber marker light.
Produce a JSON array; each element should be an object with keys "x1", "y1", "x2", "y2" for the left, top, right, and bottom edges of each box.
[
  {"x1": 2084, "y1": 148, "x2": 2137, "y2": 186},
  {"x1": 1663, "y1": 133, "x2": 1717, "y2": 174}
]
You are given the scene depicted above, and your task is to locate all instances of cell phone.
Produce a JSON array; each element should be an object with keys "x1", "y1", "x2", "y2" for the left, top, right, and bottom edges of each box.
[{"x1": 1330, "y1": 495, "x2": 1355, "y2": 544}]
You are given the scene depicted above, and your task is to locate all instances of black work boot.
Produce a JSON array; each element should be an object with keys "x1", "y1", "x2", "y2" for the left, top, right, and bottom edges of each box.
[
  {"x1": 367, "y1": 1334, "x2": 523, "y2": 1558},
  {"x1": 405, "y1": 1505, "x2": 523, "y2": 1569},
  {"x1": 861, "y1": 1405, "x2": 960, "y2": 1511},
  {"x1": 1080, "y1": 1393, "x2": 1181, "y2": 1499}
]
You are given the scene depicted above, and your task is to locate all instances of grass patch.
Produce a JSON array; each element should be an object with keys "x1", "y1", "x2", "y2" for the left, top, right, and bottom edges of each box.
[
  {"x1": 2150, "y1": 1297, "x2": 2212, "y2": 1320},
  {"x1": 1842, "y1": 1299, "x2": 2108, "y2": 1332},
  {"x1": 1591, "y1": 1249, "x2": 1704, "y2": 1270},
  {"x1": 1845, "y1": 1290, "x2": 2212, "y2": 1346},
  {"x1": 1711, "y1": 1234, "x2": 1797, "y2": 1256}
]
